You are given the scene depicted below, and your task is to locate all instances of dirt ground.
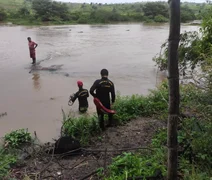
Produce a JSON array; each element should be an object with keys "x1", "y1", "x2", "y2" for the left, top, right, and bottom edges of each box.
[{"x1": 9, "y1": 118, "x2": 166, "y2": 180}]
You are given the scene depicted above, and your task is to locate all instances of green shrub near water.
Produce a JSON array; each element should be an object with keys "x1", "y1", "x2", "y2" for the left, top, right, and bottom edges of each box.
[
  {"x1": 62, "y1": 115, "x2": 101, "y2": 145},
  {"x1": 0, "y1": 129, "x2": 32, "y2": 179},
  {"x1": 4, "y1": 129, "x2": 32, "y2": 148},
  {"x1": 113, "y1": 81, "x2": 169, "y2": 122},
  {"x1": 0, "y1": 149, "x2": 17, "y2": 179},
  {"x1": 105, "y1": 150, "x2": 166, "y2": 180}
]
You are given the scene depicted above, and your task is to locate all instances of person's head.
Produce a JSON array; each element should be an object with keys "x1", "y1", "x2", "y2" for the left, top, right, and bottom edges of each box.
[
  {"x1": 27, "y1": 37, "x2": 31, "y2": 42},
  {"x1": 77, "y1": 81, "x2": 83, "y2": 88},
  {"x1": 100, "y1": 69, "x2": 109, "y2": 77}
]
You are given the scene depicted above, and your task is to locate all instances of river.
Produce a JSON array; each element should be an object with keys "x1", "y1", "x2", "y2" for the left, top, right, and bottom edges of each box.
[{"x1": 0, "y1": 23, "x2": 198, "y2": 142}]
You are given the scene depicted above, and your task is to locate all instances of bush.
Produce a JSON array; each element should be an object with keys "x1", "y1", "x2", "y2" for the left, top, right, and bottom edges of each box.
[
  {"x1": 0, "y1": 149, "x2": 17, "y2": 179},
  {"x1": 62, "y1": 115, "x2": 100, "y2": 145},
  {"x1": 154, "y1": 15, "x2": 168, "y2": 23},
  {"x1": 113, "y1": 80, "x2": 169, "y2": 122},
  {"x1": 105, "y1": 150, "x2": 166, "y2": 180},
  {"x1": 4, "y1": 129, "x2": 32, "y2": 148},
  {"x1": 0, "y1": 8, "x2": 7, "y2": 21}
]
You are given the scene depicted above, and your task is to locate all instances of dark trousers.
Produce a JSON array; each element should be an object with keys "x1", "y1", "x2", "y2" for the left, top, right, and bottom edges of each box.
[
  {"x1": 97, "y1": 103, "x2": 113, "y2": 129},
  {"x1": 79, "y1": 107, "x2": 88, "y2": 113}
]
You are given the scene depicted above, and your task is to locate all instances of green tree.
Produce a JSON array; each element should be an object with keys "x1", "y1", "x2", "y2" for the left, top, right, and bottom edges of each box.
[
  {"x1": 18, "y1": 7, "x2": 30, "y2": 17},
  {"x1": 32, "y1": 0, "x2": 69, "y2": 21},
  {"x1": 143, "y1": 2, "x2": 169, "y2": 19},
  {"x1": 154, "y1": 7, "x2": 212, "y2": 90},
  {"x1": 0, "y1": 8, "x2": 7, "y2": 21},
  {"x1": 181, "y1": 5, "x2": 196, "y2": 22},
  {"x1": 154, "y1": 15, "x2": 169, "y2": 22}
]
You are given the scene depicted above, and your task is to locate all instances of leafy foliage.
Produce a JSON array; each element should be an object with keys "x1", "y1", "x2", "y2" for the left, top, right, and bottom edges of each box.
[
  {"x1": 62, "y1": 115, "x2": 101, "y2": 145},
  {"x1": 113, "y1": 81, "x2": 168, "y2": 122},
  {"x1": 32, "y1": 0, "x2": 69, "y2": 21},
  {"x1": 0, "y1": 7, "x2": 7, "y2": 21},
  {"x1": 181, "y1": 5, "x2": 196, "y2": 23},
  {"x1": 105, "y1": 150, "x2": 166, "y2": 180},
  {"x1": 143, "y1": 2, "x2": 169, "y2": 19},
  {"x1": 0, "y1": 149, "x2": 17, "y2": 179},
  {"x1": 153, "y1": 7, "x2": 212, "y2": 90},
  {"x1": 0, "y1": 0, "x2": 202, "y2": 24},
  {"x1": 4, "y1": 129, "x2": 32, "y2": 148}
]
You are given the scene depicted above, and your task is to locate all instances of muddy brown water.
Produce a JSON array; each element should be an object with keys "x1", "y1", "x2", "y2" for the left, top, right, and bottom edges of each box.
[{"x1": 0, "y1": 24, "x2": 198, "y2": 142}]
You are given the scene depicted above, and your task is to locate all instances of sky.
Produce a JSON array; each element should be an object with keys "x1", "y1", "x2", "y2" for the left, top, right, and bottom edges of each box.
[{"x1": 57, "y1": 0, "x2": 204, "y2": 4}]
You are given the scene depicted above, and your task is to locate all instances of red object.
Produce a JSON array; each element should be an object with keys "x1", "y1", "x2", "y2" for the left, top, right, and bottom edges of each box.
[
  {"x1": 93, "y1": 98, "x2": 116, "y2": 115},
  {"x1": 77, "y1": 81, "x2": 83, "y2": 87}
]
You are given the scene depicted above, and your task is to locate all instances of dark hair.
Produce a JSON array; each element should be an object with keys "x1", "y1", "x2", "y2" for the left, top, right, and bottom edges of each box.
[
  {"x1": 27, "y1": 37, "x2": 31, "y2": 40},
  {"x1": 100, "y1": 69, "x2": 109, "y2": 76}
]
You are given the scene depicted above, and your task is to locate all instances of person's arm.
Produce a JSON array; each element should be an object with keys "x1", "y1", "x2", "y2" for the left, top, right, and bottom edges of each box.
[
  {"x1": 71, "y1": 92, "x2": 78, "y2": 103},
  {"x1": 86, "y1": 90, "x2": 89, "y2": 97},
  {"x1": 111, "y1": 83, "x2": 116, "y2": 103},
  {"x1": 34, "y1": 42, "x2": 38, "y2": 49},
  {"x1": 90, "y1": 81, "x2": 98, "y2": 97}
]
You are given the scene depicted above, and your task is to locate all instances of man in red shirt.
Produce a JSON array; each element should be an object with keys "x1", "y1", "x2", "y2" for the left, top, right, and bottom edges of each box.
[{"x1": 28, "y1": 37, "x2": 38, "y2": 64}]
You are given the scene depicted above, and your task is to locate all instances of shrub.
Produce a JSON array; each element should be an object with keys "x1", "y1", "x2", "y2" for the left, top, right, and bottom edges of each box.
[
  {"x1": 154, "y1": 15, "x2": 168, "y2": 23},
  {"x1": 0, "y1": 149, "x2": 17, "y2": 179},
  {"x1": 62, "y1": 115, "x2": 100, "y2": 145},
  {"x1": 4, "y1": 129, "x2": 32, "y2": 148},
  {"x1": 0, "y1": 8, "x2": 7, "y2": 21}
]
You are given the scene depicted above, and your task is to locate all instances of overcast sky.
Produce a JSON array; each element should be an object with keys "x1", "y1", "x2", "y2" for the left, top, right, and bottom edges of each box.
[{"x1": 57, "y1": 0, "x2": 204, "y2": 4}]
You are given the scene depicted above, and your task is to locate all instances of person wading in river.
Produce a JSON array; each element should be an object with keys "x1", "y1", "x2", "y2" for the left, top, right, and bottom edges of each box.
[
  {"x1": 28, "y1": 37, "x2": 38, "y2": 64},
  {"x1": 69, "y1": 81, "x2": 89, "y2": 113},
  {"x1": 90, "y1": 69, "x2": 116, "y2": 130}
]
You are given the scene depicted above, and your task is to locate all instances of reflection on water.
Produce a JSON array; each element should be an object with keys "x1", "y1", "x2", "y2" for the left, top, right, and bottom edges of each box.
[{"x1": 32, "y1": 73, "x2": 41, "y2": 91}]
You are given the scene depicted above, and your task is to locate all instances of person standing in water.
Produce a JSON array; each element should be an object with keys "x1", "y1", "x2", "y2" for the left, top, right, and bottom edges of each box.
[
  {"x1": 90, "y1": 69, "x2": 116, "y2": 130},
  {"x1": 28, "y1": 37, "x2": 38, "y2": 64},
  {"x1": 69, "y1": 81, "x2": 89, "y2": 113}
]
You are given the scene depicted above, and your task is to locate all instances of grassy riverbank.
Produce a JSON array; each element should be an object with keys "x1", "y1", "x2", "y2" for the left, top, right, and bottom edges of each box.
[{"x1": 1, "y1": 81, "x2": 211, "y2": 179}]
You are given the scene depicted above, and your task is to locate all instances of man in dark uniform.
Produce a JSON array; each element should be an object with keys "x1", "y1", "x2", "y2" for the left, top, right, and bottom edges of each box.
[
  {"x1": 90, "y1": 69, "x2": 116, "y2": 130},
  {"x1": 70, "y1": 81, "x2": 89, "y2": 113}
]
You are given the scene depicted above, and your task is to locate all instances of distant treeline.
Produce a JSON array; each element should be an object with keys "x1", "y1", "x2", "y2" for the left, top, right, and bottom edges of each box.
[{"x1": 0, "y1": 0, "x2": 209, "y2": 25}]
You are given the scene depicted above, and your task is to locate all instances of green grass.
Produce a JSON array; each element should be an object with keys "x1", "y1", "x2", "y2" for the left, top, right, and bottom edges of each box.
[{"x1": 62, "y1": 115, "x2": 101, "y2": 145}]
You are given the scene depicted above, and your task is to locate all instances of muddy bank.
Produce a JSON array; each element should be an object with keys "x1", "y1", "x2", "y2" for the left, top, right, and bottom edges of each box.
[{"x1": 8, "y1": 118, "x2": 165, "y2": 180}]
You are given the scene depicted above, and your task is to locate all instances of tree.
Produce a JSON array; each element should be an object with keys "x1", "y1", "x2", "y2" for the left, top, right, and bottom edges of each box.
[
  {"x1": 32, "y1": 0, "x2": 69, "y2": 21},
  {"x1": 0, "y1": 8, "x2": 7, "y2": 21},
  {"x1": 18, "y1": 7, "x2": 30, "y2": 17},
  {"x1": 167, "y1": 0, "x2": 180, "y2": 179},
  {"x1": 181, "y1": 5, "x2": 196, "y2": 22},
  {"x1": 143, "y1": 2, "x2": 169, "y2": 19},
  {"x1": 32, "y1": 0, "x2": 53, "y2": 21}
]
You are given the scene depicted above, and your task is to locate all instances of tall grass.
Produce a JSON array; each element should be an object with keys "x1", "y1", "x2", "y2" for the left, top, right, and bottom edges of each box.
[{"x1": 62, "y1": 115, "x2": 101, "y2": 145}]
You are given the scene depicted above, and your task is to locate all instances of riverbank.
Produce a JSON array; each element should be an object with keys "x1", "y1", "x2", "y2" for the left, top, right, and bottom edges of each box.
[
  {"x1": 1, "y1": 81, "x2": 211, "y2": 179},
  {"x1": 2, "y1": 118, "x2": 165, "y2": 180},
  {"x1": 1, "y1": 19, "x2": 201, "y2": 27}
]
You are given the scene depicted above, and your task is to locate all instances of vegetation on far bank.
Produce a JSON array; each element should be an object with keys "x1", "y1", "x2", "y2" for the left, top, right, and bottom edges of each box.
[{"x1": 0, "y1": 0, "x2": 207, "y2": 25}]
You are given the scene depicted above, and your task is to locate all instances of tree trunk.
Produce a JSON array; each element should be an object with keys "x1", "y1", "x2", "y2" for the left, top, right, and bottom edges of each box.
[{"x1": 167, "y1": 0, "x2": 181, "y2": 179}]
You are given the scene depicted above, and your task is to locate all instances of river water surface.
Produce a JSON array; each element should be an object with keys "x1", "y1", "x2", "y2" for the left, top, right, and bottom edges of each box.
[{"x1": 0, "y1": 24, "x2": 198, "y2": 141}]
